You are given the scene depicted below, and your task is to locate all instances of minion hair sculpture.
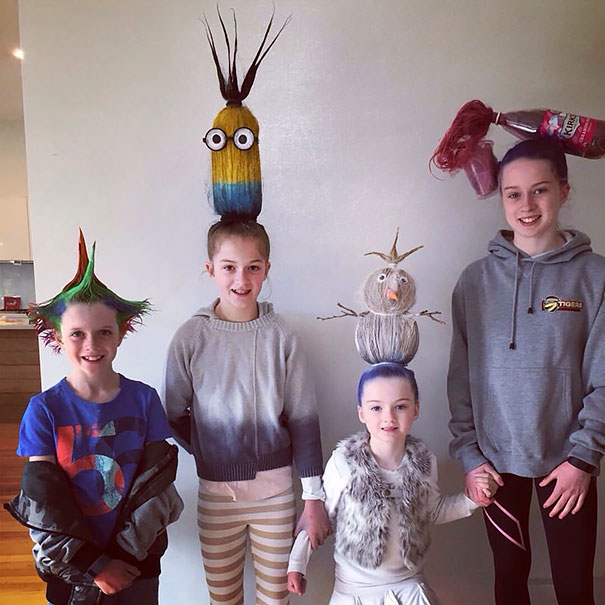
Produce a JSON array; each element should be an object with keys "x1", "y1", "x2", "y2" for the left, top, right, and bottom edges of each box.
[{"x1": 202, "y1": 8, "x2": 290, "y2": 222}]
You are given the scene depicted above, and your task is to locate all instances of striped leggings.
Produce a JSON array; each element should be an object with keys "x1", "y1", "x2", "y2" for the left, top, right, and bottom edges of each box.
[{"x1": 197, "y1": 486, "x2": 296, "y2": 605}]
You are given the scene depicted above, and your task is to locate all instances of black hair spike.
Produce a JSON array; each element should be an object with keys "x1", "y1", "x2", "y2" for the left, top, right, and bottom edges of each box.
[{"x1": 202, "y1": 7, "x2": 290, "y2": 107}]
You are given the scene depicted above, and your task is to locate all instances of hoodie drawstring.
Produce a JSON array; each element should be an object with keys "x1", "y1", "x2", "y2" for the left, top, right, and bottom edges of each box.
[
  {"x1": 510, "y1": 256, "x2": 539, "y2": 349},
  {"x1": 509, "y1": 251, "x2": 520, "y2": 349},
  {"x1": 527, "y1": 262, "x2": 538, "y2": 314}
]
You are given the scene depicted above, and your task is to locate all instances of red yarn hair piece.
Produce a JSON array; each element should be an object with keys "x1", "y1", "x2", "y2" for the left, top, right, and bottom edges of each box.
[
  {"x1": 61, "y1": 229, "x2": 109, "y2": 292},
  {"x1": 430, "y1": 100, "x2": 497, "y2": 173},
  {"x1": 61, "y1": 229, "x2": 89, "y2": 291}
]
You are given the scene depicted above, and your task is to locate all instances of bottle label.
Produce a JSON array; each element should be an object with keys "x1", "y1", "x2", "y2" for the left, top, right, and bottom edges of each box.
[{"x1": 539, "y1": 110, "x2": 597, "y2": 151}]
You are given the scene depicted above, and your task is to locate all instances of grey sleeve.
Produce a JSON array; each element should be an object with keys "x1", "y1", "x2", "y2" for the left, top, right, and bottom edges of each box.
[
  {"x1": 570, "y1": 291, "x2": 605, "y2": 468},
  {"x1": 116, "y1": 484, "x2": 185, "y2": 561},
  {"x1": 447, "y1": 274, "x2": 489, "y2": 472},
  {"x1": 29, "y1": 528, "x2": 85, "y2": 565},
  {"x1": 282, "y1": 329, "x2": 324, "y2": 479},
  {"x1": 163, "y1": 325, "x2": 195, "y2": 451},
  {"x1": 29, "y1": 529, "x2": 109, "y2": 579}
]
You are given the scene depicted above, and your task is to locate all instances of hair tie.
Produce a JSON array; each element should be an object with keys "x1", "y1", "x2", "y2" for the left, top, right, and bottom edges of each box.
[
  {"x1": 219, "y1": 213, "x2": 257, "y2": 225},
  {"x1": 371, "y1": 361, "x2": 407, "y2": 368}
]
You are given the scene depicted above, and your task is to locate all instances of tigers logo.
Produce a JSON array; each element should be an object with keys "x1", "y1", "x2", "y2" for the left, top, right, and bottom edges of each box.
[{"x1": 542, "y1": 295, "x2": 584, "y2": 313}]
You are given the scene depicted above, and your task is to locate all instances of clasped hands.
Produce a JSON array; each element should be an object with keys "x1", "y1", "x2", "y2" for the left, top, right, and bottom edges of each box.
[
  {"x1": 465, "y1": 460, "x2": 591, "y2": 519},
  {"x1": 288, "y1": 499, "x2": 332, "y2": 596}
]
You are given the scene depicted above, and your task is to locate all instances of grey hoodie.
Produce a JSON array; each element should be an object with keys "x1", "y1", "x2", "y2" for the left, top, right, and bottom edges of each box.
[{"x1": 448, "y1": 230, "x2": 605, "y2": 477}]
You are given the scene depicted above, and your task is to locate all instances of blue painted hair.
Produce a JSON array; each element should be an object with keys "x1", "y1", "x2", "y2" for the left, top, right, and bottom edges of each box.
[{"x1": 357, "y1": 362, "x2": 419, "y2": 405}]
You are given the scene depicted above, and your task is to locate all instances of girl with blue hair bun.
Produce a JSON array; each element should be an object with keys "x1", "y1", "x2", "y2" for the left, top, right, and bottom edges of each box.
[{"x1": 287, "y1": 233, "x2": 499, "y2": 604}]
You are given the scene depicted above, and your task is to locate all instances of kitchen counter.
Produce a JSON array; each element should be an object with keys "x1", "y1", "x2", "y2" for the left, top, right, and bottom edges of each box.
[
  {"x1": 0, "y1": 313, "x2": 34, "y2": 329},
  {"x1": 0, "y1": 328, "x2": 41, "y2": 422}
]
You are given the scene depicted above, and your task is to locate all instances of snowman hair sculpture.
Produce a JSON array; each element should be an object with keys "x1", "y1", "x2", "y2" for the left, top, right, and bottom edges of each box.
[{"x1": 318, "y1": 229, "x2": 444, "y2": 366}]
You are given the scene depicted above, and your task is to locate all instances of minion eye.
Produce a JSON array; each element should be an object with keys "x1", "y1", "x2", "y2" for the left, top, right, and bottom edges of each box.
[
  {"x1": 233, "y1": 127, "x2": 255, "y2": 150},
  {"x1": 397, "y1": 275, "x2": 408, "y2": 283},
  {"x1": 204, "y1": 128, "x2": 227, "y2": 151},
  {"x1": 377, "y1": 273, "x2": 386, "y2": 282}
]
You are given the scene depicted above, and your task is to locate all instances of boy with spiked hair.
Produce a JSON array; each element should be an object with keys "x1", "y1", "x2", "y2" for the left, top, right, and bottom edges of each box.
[{"x1": 4, "y1": 230, "x2": 183, "y2": 605}]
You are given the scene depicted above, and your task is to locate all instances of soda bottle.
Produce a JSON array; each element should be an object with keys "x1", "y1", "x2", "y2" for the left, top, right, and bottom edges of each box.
[
  {"x1": 494, "y1": 109, "x2": 605, "y2": 159},
  {"x1": 430, "y1": 100, "x2": 605, "y2": 198}
]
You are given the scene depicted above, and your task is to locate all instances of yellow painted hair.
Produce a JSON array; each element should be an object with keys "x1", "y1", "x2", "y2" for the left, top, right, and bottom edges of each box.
[
  {"x1": 211, "y1": 106, "x2": 260, "y2": 186},
  {"x1": 203, "y1": 9, "x2": 288, "y2": 221}
]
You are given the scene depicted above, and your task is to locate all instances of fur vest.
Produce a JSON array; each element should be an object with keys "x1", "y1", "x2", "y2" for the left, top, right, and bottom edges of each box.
[{"x1": 333, "y1": 431, "x2": 433, "y2": 570}]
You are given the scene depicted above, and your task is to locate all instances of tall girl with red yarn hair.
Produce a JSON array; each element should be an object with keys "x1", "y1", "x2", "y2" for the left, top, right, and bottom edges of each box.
[{"x1": 448, "y1": 137, "x2": 604, "y2": 604}]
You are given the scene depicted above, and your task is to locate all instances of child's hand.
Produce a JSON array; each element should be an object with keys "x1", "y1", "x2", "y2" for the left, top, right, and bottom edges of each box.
[
  {"x1": 473, "y1": 471, "x2": 499, "y2": 504},
  {"x1": 287, "y1": 571, "x2": 306, "y2": 596},
  {"x1": 295, "y1": 499, "x2": 332, "y2": 549},
  {"x1": 465, "y1": 462, "x2": 504, "y2": 507},
  {"x1": 93, "y1": 559, "x2": 140, "y2": 594}
]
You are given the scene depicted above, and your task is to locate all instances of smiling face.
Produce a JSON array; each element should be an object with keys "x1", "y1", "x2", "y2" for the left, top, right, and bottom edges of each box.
[
  {"x1": 500, "y1": 158, "x2": 570, "y2": 255},
  {"x1": 357, "y1": 376, "x2": 419, "y2": 447},
  {"x1": 206, "y1": 235, "x2": 271, "y2": 322},
  {"x1": 57, "y1": 302, "x2": 122, "y2": 377}
]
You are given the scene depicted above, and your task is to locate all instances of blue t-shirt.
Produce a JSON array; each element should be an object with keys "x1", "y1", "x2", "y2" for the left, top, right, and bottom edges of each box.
[{"x1": 17, "y1": 375, "x2": 172, "y2": 548}]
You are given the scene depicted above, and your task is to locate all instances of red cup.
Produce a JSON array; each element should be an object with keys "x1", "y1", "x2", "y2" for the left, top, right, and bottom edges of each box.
[{"x1": 463, "y1": 140, "x2": 499, "y2": 198}]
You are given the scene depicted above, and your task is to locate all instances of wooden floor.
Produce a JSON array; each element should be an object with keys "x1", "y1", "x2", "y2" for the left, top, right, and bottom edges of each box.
[{"x1": 0, "y1": 423, "x2": 46, "y2": 604}]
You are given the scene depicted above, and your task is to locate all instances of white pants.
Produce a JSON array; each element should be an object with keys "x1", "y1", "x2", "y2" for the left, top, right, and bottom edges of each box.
[{"x1": 329, "y1": 576, "x2": 441, "y2": 605}]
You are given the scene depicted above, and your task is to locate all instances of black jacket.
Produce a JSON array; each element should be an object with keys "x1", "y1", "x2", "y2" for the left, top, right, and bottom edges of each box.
[{"x1": 4, "y1": 440, "x2": 183, "y2": 605}]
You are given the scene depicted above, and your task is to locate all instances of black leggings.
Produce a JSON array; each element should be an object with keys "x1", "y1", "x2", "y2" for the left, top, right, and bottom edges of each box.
[{"x1": 483, "y1": 473, "x2": 597, "y2": 605}]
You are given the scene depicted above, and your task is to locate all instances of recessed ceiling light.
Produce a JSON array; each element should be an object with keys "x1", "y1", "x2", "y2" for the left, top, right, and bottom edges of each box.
[{"x1": 12, "y1": 48, "x2": 24, "y2": 60}]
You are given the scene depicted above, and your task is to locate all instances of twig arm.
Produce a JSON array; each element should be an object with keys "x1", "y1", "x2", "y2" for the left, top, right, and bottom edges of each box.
[
  {"x1": 418, "y1": 309, "x2": 446, "y2": 325},
  {"x1": 317, "y1": 303, "x2": 363, "y2": 321}
]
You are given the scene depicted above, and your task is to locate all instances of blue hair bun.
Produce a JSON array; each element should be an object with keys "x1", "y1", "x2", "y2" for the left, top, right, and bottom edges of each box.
[{"x1": 357, "y1": 363, "x2": 419, "y2": 404}]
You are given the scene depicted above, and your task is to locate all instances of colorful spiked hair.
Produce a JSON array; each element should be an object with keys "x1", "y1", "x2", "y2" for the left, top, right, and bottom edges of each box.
[
  {"x1": 202, "y1": 9, "x2": 289, "y2": 222},
  {"x1": 29, "y1": 230, "x2": 151, "y2": 351}
]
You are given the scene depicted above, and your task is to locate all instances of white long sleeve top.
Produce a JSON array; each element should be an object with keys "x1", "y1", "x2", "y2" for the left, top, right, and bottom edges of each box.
[{"x1": 288, "y1": 445, "x2": 477, "y2": 594}]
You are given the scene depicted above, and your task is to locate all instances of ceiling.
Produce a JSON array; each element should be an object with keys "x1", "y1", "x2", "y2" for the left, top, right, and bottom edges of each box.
[{"x1": 0, "y1": 0, "x2": 24, "y2": 121}]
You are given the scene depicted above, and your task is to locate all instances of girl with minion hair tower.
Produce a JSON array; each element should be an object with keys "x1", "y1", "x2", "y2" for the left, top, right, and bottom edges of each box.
[{"x1": 164, "y1": 10, "x2": 329, "y2": 604}]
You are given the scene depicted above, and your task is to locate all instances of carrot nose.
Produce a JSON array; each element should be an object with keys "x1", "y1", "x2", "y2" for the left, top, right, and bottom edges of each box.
[{"x1": 386, "y1": 289, "x2": 398, "y2": 301}]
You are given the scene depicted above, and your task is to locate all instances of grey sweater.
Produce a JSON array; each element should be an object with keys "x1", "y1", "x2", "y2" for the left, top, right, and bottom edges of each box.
[
  {"x1": 448, "y1": 230, "x2": 605, "y2": 477},
  {"x1": 164, "y1": 300, "x2": 323, "y2": 481}
]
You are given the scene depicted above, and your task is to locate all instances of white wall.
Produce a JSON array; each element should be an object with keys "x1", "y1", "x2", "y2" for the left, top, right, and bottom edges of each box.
[
  {"x1": 19, "y1": 1, "x2": 604, "y2": 603},
  {"x1": 0, "y1": 120, "x2": 27, "y2": 197}
]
